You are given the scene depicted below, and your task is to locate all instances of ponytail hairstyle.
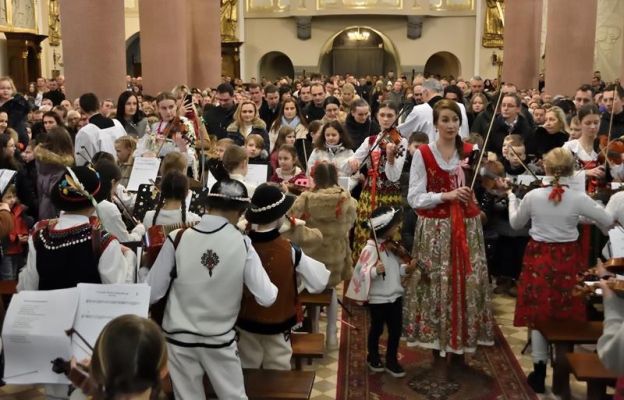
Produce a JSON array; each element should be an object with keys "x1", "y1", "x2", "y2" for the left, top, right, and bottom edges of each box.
[
  {"x1": 90, "y1": 315, "x2": 167, "y2": 400},
  {"x1": 152, "y1": 170, "x2": 189, "y2": 226},
  {"x1": 433, "y1": 98, "x2": 464, "y2": 158},
  {"x1": 543, "y1": 147, "x2": 574, "y2": 204},
  {"x1": 310, "y1": 161, "x2": 338, "y2": 190}
]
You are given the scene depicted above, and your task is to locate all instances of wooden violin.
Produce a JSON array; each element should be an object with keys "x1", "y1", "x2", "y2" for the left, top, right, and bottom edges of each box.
[
  {"x1": 383, "y1": 239, "x2": 429, "y2": 282},
  {"x1": 378, "y1": 128, "x2": 406, "y2": 158},
  {"x1": 604, "y1": 257, "x2": 624, "y2": 275}
]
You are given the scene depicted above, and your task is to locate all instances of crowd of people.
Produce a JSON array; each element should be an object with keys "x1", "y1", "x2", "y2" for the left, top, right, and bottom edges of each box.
[{"x1": 0, "y1": 68, "x2": 623, "y2": 399}]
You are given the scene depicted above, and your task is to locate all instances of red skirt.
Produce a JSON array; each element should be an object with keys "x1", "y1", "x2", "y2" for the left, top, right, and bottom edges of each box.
[{"x1": 513, "y1": 239, "x2": 586, "y2": 327}]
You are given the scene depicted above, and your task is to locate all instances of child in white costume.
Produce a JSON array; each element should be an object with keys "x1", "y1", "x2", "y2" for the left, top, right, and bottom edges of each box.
[{"x1": 146, "y1": 179, "x2": 277, "y2": 399}]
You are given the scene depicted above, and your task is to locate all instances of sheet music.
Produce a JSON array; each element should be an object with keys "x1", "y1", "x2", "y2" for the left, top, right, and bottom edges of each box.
[
  {"x1": 206, "y1": 171, "x2": 217, "y2": 189},
  {"x1": 612, "y1": 182, "x2": 624, "y2": 190},
  {"x1": 127, "y1": 157, "x2": 161, "y2": 191},
  {"x1": 72, "y1": 283, "x2": 150, "y2": 361},
  {"x1": 2, "y1": 288, "x2": 78, "y2": 384},
  {"x1": 245, "y1": 164, "x2": 268, "y2": 187},
  {"x1": 608, "y1": 227, "x2": 624, "y2": 258},
  {"x1": 0, "y1": 169, "x2": 17, "y2": 195},
  {"x1": 514, "y1": 174, "x2": 545, "y2": 186}
]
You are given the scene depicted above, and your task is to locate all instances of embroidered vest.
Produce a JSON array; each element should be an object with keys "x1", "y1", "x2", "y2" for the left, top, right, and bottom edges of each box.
[
  {"x1": 416, "y1": 143, "x2": 481, "y2": 219},
  {"x1": 33, "y1": 220, "x2": 111, "y2": 290},
  {"x1": 365, "y1": 134, "x2": 401, "y2": 193},
  {"x1": 163, "y1": 223, "x2": 247, "y2": 341},
  {"x1": 238, "y1": 231, "x2": 297, "y2": 334}
]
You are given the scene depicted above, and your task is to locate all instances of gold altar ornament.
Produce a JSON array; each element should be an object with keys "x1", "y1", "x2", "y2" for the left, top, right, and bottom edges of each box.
[{"x1": 482, "y1": 0, "x2": 504, "y2": 48}]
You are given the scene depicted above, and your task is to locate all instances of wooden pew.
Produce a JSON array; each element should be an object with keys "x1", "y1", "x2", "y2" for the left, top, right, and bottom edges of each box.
[
  {"x1": 204, "y1": 369, "x2": 315, "y2": 400},
  {"x1": 534, "y1": 320, "x2": 603, "y2": 400},
  {"x1": 163, "y1": 369, "x2": 316, "y2": 399},
  {"x1": 291, "y1": 333, "x2": 325, "y2": 370},
  {"x1": 567, "y1": 352, "x2": 617, "y2": 400},
  {"x1": 299, "y1": 289, "x2": 332, "y2": 333}
]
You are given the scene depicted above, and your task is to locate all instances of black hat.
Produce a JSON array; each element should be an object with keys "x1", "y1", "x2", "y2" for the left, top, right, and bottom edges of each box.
[
  {"x1": 206, "y1": 179, "x2": 251, "y2": 210},
  {"x1": 246, "y1": 183, "x2": 295, "y2": 225},
  {"x1": 51, "y1": 166, "x2": 110, "y2": 211},
  {"x1": 369, "y1": 206, "x2": 402, "y2": 238}
]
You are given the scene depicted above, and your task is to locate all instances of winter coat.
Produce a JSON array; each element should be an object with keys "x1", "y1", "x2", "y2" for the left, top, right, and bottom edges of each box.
[
  {"x1": 6, "y1": 203, "x2": 33, "y2": 255},
  {"x1": 306, "y1": 145, "x2": 354, "y2": 178},
  {"x1": 290, "y1": 186, "x2": 357, "y2": 287},
  {"x1": 226, "y1": 119, "x2": 270, "y2": 152},
  {"x1": 0, "y1": 94, "x2": 30, "y2": 147},
  {"x1": 35, "y1": 146, "x2": 74, "y2": 220}
]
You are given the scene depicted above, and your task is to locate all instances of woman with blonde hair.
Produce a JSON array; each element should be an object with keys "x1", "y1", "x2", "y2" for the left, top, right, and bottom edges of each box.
[
  {"x1": 226, "y1": 100, "x2": 269, "y2": 151},
  {"x1": 529, "y1": 105, "x2": 569, "y2": 160}
]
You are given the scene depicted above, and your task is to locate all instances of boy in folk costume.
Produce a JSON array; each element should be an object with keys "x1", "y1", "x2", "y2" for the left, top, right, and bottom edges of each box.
[
  {"x1": 346, "y1": 206, "x2": 418, "y2": 378},
  {"x1": 16, "y1": 166, "x2": 136, "y2": 399},
  {"x1": 146, "y1": 179, "x2": 278, "y2": 400},
  {"x1": 237, "y1": 183, "x2": 330, "y2": 370}
]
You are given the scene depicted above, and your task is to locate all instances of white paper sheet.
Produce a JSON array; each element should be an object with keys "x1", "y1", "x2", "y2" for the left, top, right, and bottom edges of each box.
[
  {"x1": 2, "y1": 288, "x2": 79, "y2": 384},
  {"x1": 206, "y1": 171, "x2": 217, "y2": 189},
  {"x1": 126, "y1": 157, "x2": 162, "y2": 191},
  {"x1": 245, "y1": 164, "x2": 268, "y2": 187},
  {"x1": 608, "y1": 227, "x2": 624, "y2": 258},
  {"x1": 71, "y1": 283, "x2": 150, "y2": 361},
  {"x1": 0, "y1": 169, "x2": 17, "y2": 195},
  {"x1": 513, "y1": 174, "x2": 545, "y2": 186},
  {"x1": 612, "y1": 182, "x2": 624, "y2": 190}
]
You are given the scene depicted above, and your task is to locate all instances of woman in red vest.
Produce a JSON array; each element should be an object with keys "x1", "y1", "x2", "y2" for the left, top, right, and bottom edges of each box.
[{"x1": 404, "y1": 99, "x2": 494, "y2": 378}]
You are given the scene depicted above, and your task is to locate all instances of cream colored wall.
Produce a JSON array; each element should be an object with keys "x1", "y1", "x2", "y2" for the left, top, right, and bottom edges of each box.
[
  {"x1": 243, "y1": 15, "x2": 477, "y2": 80},
  {"x1": 0, "y1": 34, "x2": 7, "y2": 76},
  {"x1": 125, "y1": 12, "x2": 140, "y2": 39},
  {"x1": 478, "y1": 51, "x2": 499, "y2": 80}
]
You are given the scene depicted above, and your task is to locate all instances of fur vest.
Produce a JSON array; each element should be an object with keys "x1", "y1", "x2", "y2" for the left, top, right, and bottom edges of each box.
[
  {"x1": 290, "y1": 186, "x2": 357, "y2": 287},
  {"x1": 35, "y1": 146, "x2": 74, "y2": 221}
]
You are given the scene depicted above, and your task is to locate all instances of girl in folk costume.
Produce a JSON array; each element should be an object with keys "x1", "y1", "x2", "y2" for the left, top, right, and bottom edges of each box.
[
  {"x1": 269, "y1": 98, "x2": 308, "y2": 154},
  {"x1": 346, "y1": 206, "x2": 418, "y2": 378},
  {"x1": 290, "y1": 162, "x2": 357, "y2": 348},
  {"x1": 137, "y1": 92, "x2": 198, "y2": 178},
  {"x1": 142, "y1": 171, "x2": 201, "y2": 229},
  {"x1": 404, "y1": 99, "x2": 494, "y2": 376},
  {"x1": 345, "y1": 101, "x2": 408, "y2": 265},
  {"x1": 237, "y1": 184, "x2": 329, "y2": 370},
  {"x1": 306, "y1": 121, "x2": 354, "y2": 179},
  {"x1": 507, "y1": 147, "x2": 613, "y2": 393},
  {"x1": 562, "y1": 104, "x2": 605, "y2": 265}
]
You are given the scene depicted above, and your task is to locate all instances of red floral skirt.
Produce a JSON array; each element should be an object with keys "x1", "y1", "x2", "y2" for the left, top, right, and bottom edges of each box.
[{"x1": 513, "y1": 239, "x2": 586, "y2": 327}]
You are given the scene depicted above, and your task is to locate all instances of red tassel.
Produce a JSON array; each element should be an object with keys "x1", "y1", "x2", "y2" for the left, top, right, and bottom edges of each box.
[
  {"x1": 548, "y1": 185, "x2": 565, "y2": 204},
  {"x1": 335, "y1": 196, "x2": 346, "y2": 218}
]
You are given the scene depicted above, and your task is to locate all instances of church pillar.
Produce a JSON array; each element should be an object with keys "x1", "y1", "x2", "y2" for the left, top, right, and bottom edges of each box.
[
  {"x1": 502, "y1": 0, "x2": 542, "y2": 90},
  {"x1": 59, "y1": 0, "x2": 126, "y2": 101},
  {"x1": 544, "y1": 0, "x2": 598, "y2": 96},
  {"x1": 188, "y1": 0, "x2": 221, "y2": 89},
  {"x1": 139, "y1": 0, "x2": 189, "y2": 94}
]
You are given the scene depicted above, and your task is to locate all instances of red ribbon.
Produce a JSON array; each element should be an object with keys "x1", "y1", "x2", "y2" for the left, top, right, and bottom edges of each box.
[
  {"x1": 449, "y1": 201, "x2": 472, "y2": 349},
  {"x1": 548, "y1": 185, "x2": 566, "y2": 204}
]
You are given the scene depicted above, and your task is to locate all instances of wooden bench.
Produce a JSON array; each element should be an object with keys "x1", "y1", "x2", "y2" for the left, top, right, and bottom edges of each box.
[
  {"x1": 204, "y1": 369, "x2": 315, "y2": 400},
  {"x1": 534, "y1": 320, "x2": 603, "y2": 400},
  {"x1": 163, "y1": 369, "x2": 316, "y2": 399},
  {"x1": 291, "y1": 333, "x2": 325, "y2": 370},
  {"x1": 567, "y1": 352, "x2": 618, "y2": 400},
  {"x1": 299, "y1": 290, "x2": 332, "y2": 333}
]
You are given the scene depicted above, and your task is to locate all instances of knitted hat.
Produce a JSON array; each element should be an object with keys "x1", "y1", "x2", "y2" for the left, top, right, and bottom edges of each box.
[
  {"x1": 51, "y1": 166, "x2": 109, "y2": 211},
  {"x1": 245, "y1": 183, "x2": 295, "y2": 225},
  {"x1": 205, "y1": 179, "x2": 251, "y2": 210},
  {"x1": 369, "y1": 206, "x2": 402, "y2": 238}
]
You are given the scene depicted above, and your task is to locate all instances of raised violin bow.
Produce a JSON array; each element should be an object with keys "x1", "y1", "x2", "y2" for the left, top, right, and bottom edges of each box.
[{"x1": 368, "y1": 218, "x2": 386, "y2": 280}]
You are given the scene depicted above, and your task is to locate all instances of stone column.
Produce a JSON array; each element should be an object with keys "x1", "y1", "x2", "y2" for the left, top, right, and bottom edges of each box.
[
  {"x1": 544, "y1": 0, "x2": 598, "y2": 96},
  {"x1": 59, "y1": 0, "x2": 126, "y2": 101},
  {"x1": 188, "y1": 0, "x2": 221, "y2": 89},
  {"x1": 502, "y1": 0, "x2": 542, "y2": 90},
  {"x1": 139, "y1": 0, "x2": 189, "y2": 94}
]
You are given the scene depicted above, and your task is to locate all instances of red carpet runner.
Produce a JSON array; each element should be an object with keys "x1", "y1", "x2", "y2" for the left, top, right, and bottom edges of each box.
[{"x1": 336, "y1": 302, "x2": 538, "y2": 400}]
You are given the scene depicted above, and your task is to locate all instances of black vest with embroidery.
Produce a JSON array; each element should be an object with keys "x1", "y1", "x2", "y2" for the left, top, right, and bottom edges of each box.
[{"x1": 33, "y1": 222, "x2": 103, "y2": 290}]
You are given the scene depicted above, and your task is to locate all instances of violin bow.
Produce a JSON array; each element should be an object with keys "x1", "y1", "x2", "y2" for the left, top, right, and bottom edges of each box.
[
  {"x1": 469, "y1": 91, "x2": 504, "y2": 191},
  {"x1": 507, "y1": 145, "x2": 541, "y2": 182},
  {"x1": 112, "y1": 193, "x2": 139, "y2": 227},
  {"x1": 65, "y1": 328, "x2": 94, "y2": 353},
  {"x1": 603, "y1": 95, "x2": 617, "y2": 170}
]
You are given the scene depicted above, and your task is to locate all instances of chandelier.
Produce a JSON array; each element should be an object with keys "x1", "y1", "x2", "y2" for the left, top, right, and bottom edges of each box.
[{"x1": 347, "y1": 27, "x2": 370, "y2": 41}]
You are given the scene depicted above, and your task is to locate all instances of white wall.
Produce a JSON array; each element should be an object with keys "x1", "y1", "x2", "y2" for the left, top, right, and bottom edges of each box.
[{"x1": 243, "y1": 15, "x2": 477, "y2": 80}]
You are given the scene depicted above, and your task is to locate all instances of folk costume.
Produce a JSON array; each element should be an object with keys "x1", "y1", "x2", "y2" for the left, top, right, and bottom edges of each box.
[
  {"x1": 346, "y1": 207, "x2": 408, "y2": 378},
  {"x1": 146, "y1": 179, "x2": 278, "y2": 400},
  {"x1": 404, "y1": 142, "x2": 494, "y2": 355},
  {"x1": 349, "y1": 132, "x2": 407, "y2": 265},
  {"x1": 508, "y1": 174, "x2": 613, "y2": 393},
  {"x1": 238, "y1": 184, "x2": 330, "y2": 370}
]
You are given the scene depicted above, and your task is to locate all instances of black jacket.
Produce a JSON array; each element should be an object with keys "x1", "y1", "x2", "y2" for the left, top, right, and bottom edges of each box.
[
  {"x1": 203, "y1": 105, "x2": 235, "y2": 140},
  {"x1": 0, "y1": 94, "x2": 30, "y2": 147},
  {"x1": 344, "y1": 113, "x2": 380, "y2": 151},
  {"x1": 303, "y1": 103, "x2": 325, "y2": 123},
  {"x1": 484, "y1": 114, "x2": 534, "y2": 159},
  {"x1": 42, "y1": 89, "x2": 65, "y2": 106},
  {"x1": 526, "y1": 127, "x2": 569, "y2": 160},
  {"x1": 259, "y1": 100, "x2": 279, "y2": 129},
  {"x1": 599, "y1": 110, "x2": 624, "y2": 139}
]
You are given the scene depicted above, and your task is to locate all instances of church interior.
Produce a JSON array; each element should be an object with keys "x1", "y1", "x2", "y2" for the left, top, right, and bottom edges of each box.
[{"x1": 0, "y1": 0, "x2": 623, "y2": 399}]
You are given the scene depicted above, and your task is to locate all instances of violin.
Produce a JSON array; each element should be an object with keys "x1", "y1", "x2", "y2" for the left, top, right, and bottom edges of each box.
[
  {"x1": 383, "y1": 239, "x2": 429, "y2": 282},
  {"x1": 598, "y1": 137, "x2": 624, "y2": 166},
  {"x1": 52, "y1": 358, "x2": 102, "y2": 398},
  {"x1": 161, "y1": 116, "x2": 189, "y2": 140},
  {"x1": 604, "y1": 257, "x2": 624, "y2": 275},
  {"x1": 378, "y1": 128, "x2": 406, "y2": 157}
]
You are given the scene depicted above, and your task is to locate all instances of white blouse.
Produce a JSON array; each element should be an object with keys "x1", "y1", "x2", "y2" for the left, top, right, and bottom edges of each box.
[
  {"x1": 563, "y1": 139, "x2": 598, "y2": 162},
  {"x1": 408, "y1": 142, "x2": 471, "y2": 210},
  {"x1": 347, "y1": 133, "x2": 407, "y2": 182},
  {"x1": 508, "y1": 182, "x2": 613, "y2": 242},
  {"x1": 606, "y1": 191, "x2": 624, "y2": 225}
]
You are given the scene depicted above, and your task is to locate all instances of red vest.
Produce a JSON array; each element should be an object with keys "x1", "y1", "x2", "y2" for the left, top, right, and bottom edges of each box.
[{"x1": 416, "y1": 143, "x2": 481, "y2": 219}]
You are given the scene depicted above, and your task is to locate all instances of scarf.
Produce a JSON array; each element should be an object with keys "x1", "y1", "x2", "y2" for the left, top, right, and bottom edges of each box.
[
  {"x1": 281, "y1": 116, "x2": 301, "y2": 129},
  {"x1": 326, "y1": 143, "x2": 345, "y2": 155}
]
